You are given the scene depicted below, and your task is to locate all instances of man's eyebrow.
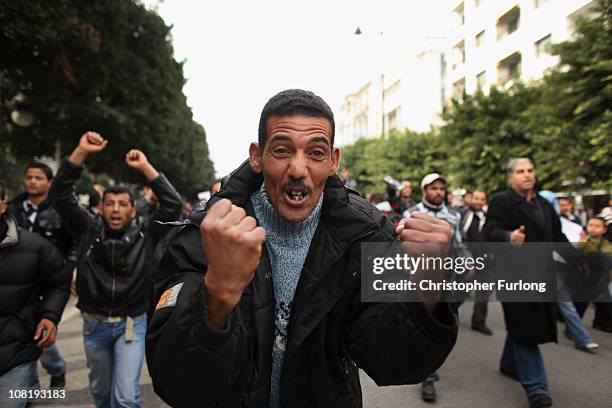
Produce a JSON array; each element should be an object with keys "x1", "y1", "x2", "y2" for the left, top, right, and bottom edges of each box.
[
  {"x1": 269, "y1": 134, "x2": 292, "y2": 144},
  {"x1": 309, "y1": 136, "x2": 331, "y2": 146}
]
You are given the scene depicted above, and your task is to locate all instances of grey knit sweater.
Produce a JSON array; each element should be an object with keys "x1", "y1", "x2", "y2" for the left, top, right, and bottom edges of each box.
[{"x1": 250, "y1": 185, "x2": 322, "y2": 408}]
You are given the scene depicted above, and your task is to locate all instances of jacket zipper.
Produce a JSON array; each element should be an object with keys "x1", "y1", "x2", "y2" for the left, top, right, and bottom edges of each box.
[
  {"x1": 109, "y1": 240, "x2": 116, "y2": 317},
  {"x1": 290, "y1": 227, "x2": 378, "y2": 330}
]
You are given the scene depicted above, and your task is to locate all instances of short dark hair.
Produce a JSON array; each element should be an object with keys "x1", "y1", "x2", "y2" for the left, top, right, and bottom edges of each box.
[
  {"x1": 103, "y1": 185, "x2": 134, "y2": 206},
  {"x1": 588, "y1": 216, "x2": 606, "y2": 226},
  {"x1": 25, "y1": 162, "x2": 53, "y2": 180},
  {"x1": 558, "y1": 196, "x2": 573, "y2": 203},
  {"x1": 258, "y1": 89, "x2": 335, "y2": 150},
  {"x1": 0, "y1": 181, "x2": 6, "y2": 201},
  {"x1": 89, "y1": 190, "x2": 101, "y2": 208}
]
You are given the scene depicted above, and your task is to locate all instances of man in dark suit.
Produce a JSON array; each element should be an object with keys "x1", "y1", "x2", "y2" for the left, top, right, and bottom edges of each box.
[
  {"x1": 484, "y1": 158, "x2": 569, "y2": 408},
  {"x1": 460, "y1": 190, "x2": 493, "y2": 335}
]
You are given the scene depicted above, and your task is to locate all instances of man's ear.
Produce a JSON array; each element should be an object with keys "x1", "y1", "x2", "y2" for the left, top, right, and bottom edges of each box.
[
  {"x1": 249, "y1": 142, "x2": 263, "y2": 174},
  {"x1": 330, "y1": 147, "x2": 340, "y2": 175},
  {"x1": 130, "y1": 207, "x2": 137, "y2": 219}
]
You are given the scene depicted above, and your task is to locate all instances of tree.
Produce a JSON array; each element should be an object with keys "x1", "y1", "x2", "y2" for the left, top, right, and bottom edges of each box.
[
  {"x1": 0, "y1": 1, "x2": 215, "y2": 198},
  {"x1": 439, "y1": 85, "x2": 540, "y2": 194},
  {"x1": 528, "y1": 0, "x2": 612, "y2": 190},
  {"x1": 340, "y1": 130, "x2": 446, "y2": 195}
]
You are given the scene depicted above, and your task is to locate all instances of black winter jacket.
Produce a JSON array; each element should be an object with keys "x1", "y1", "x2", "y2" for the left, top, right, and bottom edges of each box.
[
  {"x1": 8, "y1": 192, "x2": 78, "y2": 263},
  {"x1": 146, "y1": 161, "x2": 458, "y2": 408},
  {"x1": 0, "y1": 215, "x2": 69, "y2": 376},
  {"x1": 483, "y1": 189, "x2": 568, "y2": 344},
  {"x1": 49, "y1": 159, "x2": 183, "y2": 317}
]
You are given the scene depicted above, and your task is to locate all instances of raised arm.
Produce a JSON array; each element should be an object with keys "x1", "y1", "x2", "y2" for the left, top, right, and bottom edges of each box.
[
  {"x1": 50, "y1": 132, "x2": 107, "y2": 235},
  {"x1": 124, "y1": 149, "x2": 182, "y2": 238}
]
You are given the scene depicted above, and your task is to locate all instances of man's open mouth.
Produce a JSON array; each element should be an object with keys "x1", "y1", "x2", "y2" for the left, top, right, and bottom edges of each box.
[{"x1": 284, "y1": 188, "x2": 309, "y2": 205}]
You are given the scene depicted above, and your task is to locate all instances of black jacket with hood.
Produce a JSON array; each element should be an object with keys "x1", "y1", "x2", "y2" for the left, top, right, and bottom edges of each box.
[
  {"x1": 146, "y1": 161, "x2": 458, "y2": 407},
  {"x1": 0, "y1": 214, "x2": 69, "y2": 376}
]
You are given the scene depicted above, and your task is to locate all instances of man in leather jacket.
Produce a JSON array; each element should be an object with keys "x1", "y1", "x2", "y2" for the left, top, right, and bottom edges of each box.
[
  {"x1": 50, "y1": 132, "x2": 182, "y2": 408},
  {"x1": 8, "y1": 161, "x2": 77, "y2": 388},
  {"x1": 146, "y1": 89, "x2": 458, "y2": 408}
]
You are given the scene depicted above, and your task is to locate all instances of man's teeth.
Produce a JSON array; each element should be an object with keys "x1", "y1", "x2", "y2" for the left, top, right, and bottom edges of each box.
[{"x1": 289, "y1": 190, "x2": 304, "y2": 200}]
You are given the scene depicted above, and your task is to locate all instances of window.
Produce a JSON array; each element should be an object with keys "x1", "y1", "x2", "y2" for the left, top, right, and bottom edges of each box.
[
  {"x1": 497, "y1": 52, "x2": 522, "y2": 84},
  {"x1": 477, "y1": 71, "x2": 486, "y2": 88},
  {"x1": 452, "y1": 78, "x2": 466, "y2": 100},
  {"x1": 497, "y1": 6, "x2": 520, "y2": 40},
  {"x1": 453, "y1": 40, "x2": 465, "y2": 69},
  {"x1": 535, "y1": 34, "x2": 552, "y2": 57},
  {"x1": 475, "y1": 30, "x2": 485, "y2": 47},
  {"x1": 386, "y1": 108, "x2": 400, "y2": 132},
  {"x1": 534, "y1": 0, "x2": 551, "y2": 8},
  {"x1": 454, "y1": 2, "x2": 465, "y2": 26}
]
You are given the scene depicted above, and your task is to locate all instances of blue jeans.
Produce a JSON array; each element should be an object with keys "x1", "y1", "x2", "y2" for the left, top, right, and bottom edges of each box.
[
  {"x1": 0, "y1": 361, "x2": 38, "y2": 408},
  {"x1": 500, "y1": 333, "x2": 549, "y2": 396},
  {"x1": 83, "y1": 314, "x2": 146, "y2": 408},
  {"x1": 559, "y1": 301, "x2": 593, "y2": 347},
  {"x1": 39, "y1": 343, "x2": 67, "y2": 377}
]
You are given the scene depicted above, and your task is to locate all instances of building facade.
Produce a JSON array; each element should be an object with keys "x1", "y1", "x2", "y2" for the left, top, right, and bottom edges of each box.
[
  {"x1": 447, "y1": 0, "x2": 597, "y2": 99},
  {"x1": 336, "y1": 0, "x2": 597, "y2": 145}
]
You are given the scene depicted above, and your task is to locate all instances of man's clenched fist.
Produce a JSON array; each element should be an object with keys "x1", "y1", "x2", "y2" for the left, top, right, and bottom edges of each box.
[
  {"x1": 125, "y1": 149, "x2": 159, "y2": 180},
  {"x1": 79, "y1": 131, "x2": 108, "y2": 153},
  {"x1": 69, "y1": 131, "x2": 107, "y2": 165},
  {"x1": 201, "y1": 199, "x2": 265, "y2": 329},
  {"x1": 395, "y1": 212, "x2": 452, "y2": 312},
  {"x1": 395, "y1": 212, "x2": 452, "y2": 256}
]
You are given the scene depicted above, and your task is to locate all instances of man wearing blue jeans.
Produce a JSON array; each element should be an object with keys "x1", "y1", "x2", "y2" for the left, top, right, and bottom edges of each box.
[
  {"x1": 484, "y1": 158, "x2": 573, "y2": 408},
  {"x1": 83, "y1": 314, "x2": 147, "y2": 407},
  {"x1": 50, "y1": 132, "x2": 182, "y2": 407}
]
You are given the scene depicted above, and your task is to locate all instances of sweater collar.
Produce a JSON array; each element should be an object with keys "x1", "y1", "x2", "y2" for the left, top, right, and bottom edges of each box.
[{"x1": 250, "y1": 184, "x2": 323, "y2": 239}]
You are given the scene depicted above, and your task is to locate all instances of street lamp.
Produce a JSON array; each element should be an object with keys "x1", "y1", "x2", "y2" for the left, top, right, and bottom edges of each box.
[{"x1": 354, "y1": 27, "x2": 386, "y2": 138}]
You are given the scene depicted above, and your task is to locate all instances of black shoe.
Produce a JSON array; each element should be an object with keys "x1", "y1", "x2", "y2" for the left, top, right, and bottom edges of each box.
[
  {"x1": 471, "y1": 324, "x2": 493, "y2": 336},
  {"x1": 50, "y1": 373, "x2": 65, "y2": 388},
  {"x1": 528, "y1": 393, "x2": 552, "y2": 408},
  {"x1": 421, "y1": 381, "x2": 436, "y2": 403},
  {"x1": 499, "y1": 366, "x2": 519, "y2": 381}
]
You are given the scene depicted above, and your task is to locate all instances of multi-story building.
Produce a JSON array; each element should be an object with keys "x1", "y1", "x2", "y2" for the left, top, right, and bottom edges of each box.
[
  {"x1": 336, "y1": 37, "x2": 446, "y2": 145},
  {"x1": 336, "y1": 0, "x2": 597, "y2": 145},
  {"x1": 447, "y1": 0, "x2": 597, "y2": 99}
]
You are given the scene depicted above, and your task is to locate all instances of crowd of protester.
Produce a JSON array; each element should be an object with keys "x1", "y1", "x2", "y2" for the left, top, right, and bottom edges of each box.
[
  {"x1": 0, "y1": 125, "x2": 610, "y2": 408},
  {"x1": 360, "y1": 163, "x2": 612, "y2": 407}
]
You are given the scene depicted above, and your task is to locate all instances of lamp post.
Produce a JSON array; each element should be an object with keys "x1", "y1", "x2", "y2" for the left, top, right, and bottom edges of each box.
[{"x1": 354, "y1": 27, "x2": 386, "y2": 138}]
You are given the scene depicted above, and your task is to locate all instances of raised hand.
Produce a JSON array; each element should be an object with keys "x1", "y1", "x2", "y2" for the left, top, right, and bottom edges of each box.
[
  {"x1": 69, "y1": 131, "x2": 107, "y2": 165},
  {"x1": 201, "y1": 199, "x2": 265, "y2": 329},
  {"x1": 125, "y1": 149, "x2": 159, "y2": 180},
  {"x1": 395, "y1": 212, "x2": 452, "y2": 312},
  {"x1": 79, "y1": 131, "x2": 107, "y2": 153}
]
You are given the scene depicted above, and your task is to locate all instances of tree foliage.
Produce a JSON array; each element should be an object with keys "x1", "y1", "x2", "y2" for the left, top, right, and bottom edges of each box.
[{"x1": 0, "y1": 1, "x2": 215, "y2": 198}]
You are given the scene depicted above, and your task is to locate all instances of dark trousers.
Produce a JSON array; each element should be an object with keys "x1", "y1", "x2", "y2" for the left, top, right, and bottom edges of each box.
[{"x1": 574, "y1": 300, "x2": 612, "y2": 328}]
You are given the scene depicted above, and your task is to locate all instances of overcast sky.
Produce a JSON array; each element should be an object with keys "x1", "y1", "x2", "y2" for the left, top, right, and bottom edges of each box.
[{"x1": 142, "y1": 0, "x2": 452, "y2": 177}]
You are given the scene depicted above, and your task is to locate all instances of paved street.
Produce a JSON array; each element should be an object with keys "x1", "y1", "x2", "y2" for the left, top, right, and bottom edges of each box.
[{"x1": 48, "y1": 299, "x2": 612, "y2": 407}]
